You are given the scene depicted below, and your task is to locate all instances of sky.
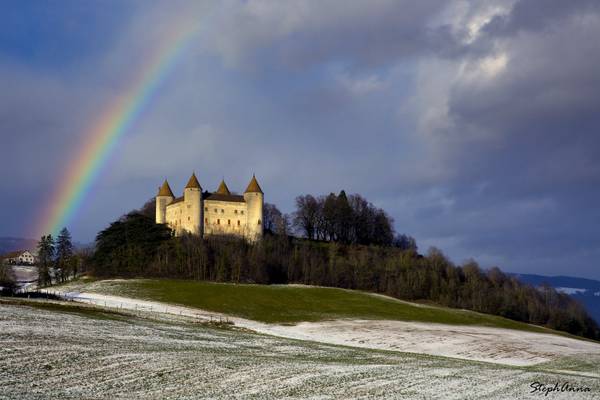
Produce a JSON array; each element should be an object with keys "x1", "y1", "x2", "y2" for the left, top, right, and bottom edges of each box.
[{"x1": 1, "y1": 0, "x2": 599, "y2": 279}]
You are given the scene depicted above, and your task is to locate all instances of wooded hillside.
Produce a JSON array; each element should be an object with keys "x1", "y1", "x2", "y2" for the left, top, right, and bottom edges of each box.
[{"x1": 90, "y1": 209, "x2": 600, "y2": 341}]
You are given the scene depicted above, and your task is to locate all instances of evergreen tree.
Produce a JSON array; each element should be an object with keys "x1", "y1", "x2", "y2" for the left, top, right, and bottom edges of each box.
[
  {"x1": 93, "y1": 212, "x2": 172, "y2": 277},
  {"x1": 335, "y1": 190, "x2": 353, "y2": 243},
  {"x1": 322, "y1": 193, "x2": 337, "y2": 241},
  {"x1": 393, "y1": 234, "x2": 418, "y2": 252},
  {"x1": 0, "y1": 260, "x2": 17, "y2": 294},
  {"x1": 37, "y1": 234, "x2": 55, "y2": 286},
  {"x1": 56, "y1": 227, "x2": 74, "y2": 282}
]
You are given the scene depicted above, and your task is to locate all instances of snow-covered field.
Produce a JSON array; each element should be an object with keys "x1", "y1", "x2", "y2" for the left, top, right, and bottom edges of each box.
[
  {"x1": 8, "y1": 265, "x2": 38, "y2": 290},
  {"x1": 48, "y1": 284, "x2": 600, "y2": 368},
  {"x1": 262, "y1": 319, "x2": 600, "y2": 368},
  {"x1": 1, "y1": 300, "x2": 599, "y2": 399}
]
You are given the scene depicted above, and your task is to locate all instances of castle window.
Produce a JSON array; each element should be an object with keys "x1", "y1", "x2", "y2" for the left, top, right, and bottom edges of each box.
[
  {"x1": 258, "y1": 219, "x2": 261, "y2": 225},
  {"x1": 188, "y1": 217, "x2": 190, "y2": 221},
  {"x1": 228, "y1": 219, "x2": 231, "y2": 225},
  {"x1": 217, "y1": 219, "x2": 220, "y2": 225},
  {"x1": 205, "y1": 218, "x2": 208, "y2": 224},
  {"x1": 214, "y1": 208, "x2": 217, "y2": 213},
  {"x1": 237, "y1": 220, "x2": 240, "y2": 226},
  {"x1": 205, "y1": 207, "x2": 208, "y2": 211},
  {"x1": 221, "y1": 209, "x2": 224, "y2": 213},
  {"x1": 234, "y1": 210, "x2": 238, "y2": 214},
  {"x1": 241, "y1": 210, "x2": 244, "y2": 215}
]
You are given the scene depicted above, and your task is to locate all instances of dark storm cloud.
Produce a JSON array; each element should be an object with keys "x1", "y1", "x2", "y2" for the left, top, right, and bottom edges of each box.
[
  {"x1": 0, "y1": 0, "x2": 598, "y2": 279},
  {"x1": 201, "y1": 0, "x2": 459, "y2": 68},
  {"x1": 483, "y1": 0, "x2": 600, "y2": 36},
  {"x1": 403, "y1": 1, "x2": 600, "y2": 277}
]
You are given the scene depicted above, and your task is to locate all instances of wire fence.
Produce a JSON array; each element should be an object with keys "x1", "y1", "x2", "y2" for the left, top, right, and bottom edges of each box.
[{"x1": 4, "y1": 288, "x2": 233, "y2": 325}]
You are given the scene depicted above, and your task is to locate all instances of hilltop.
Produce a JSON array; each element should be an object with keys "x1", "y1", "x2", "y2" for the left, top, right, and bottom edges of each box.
[
  {"x1": 55, "y1": 278, "x2": 600, "y2": 367},
  {"x1": 58, "y1": 278, "x2": 573, "y2": 330},
  {"x1": 88, "y1": 212, "x2": 600, "y2": 341}
]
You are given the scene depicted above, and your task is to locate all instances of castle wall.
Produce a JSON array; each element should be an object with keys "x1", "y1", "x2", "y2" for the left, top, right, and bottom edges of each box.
[
  {"x1": 203, "y1": 200, "x2": 248, "y2": 237},
  {"x1": 159, "y1": 175, "x2": 264, "y2": 241},
  {"x1": 165, "y1": 201, "x2": 186, "y2": 235}
]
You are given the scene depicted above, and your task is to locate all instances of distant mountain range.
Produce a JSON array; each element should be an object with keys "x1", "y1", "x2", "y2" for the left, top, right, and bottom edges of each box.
[
  {"x1": 513, "y1": 273, "x2": 600, "y2": 325},
  {"x1": 0, "y1": 237, "x2": 91, "y2": 255},
  {"x1": 0, "y1": 237, "x2": 38, "y2": 254}
]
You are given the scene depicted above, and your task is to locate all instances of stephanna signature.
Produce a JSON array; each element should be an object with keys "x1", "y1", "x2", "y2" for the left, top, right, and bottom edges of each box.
[{"x1": 530, "y1": 382, "x2": 591, "y2": 396}]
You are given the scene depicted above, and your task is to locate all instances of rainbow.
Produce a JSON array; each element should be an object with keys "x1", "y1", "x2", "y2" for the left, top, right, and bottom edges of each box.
[{"x1": 33, "y1": 22, "x2": 199, "y2": 239}]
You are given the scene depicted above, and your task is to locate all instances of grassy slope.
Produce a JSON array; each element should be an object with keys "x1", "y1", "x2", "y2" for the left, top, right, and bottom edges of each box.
[{"x1": 76, "y1": 278, "x2": 562, "y2": 335}]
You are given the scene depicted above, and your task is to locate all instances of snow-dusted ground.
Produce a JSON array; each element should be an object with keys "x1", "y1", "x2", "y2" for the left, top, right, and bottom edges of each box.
[
  {"x1": 9, "y1": 265, "x2": 38, "y2": 290},
  {"x1": 1, "y1": 300, "x2": 599, "y2": 399},
  {"x1": 48, "y1": 287, "x2": 600, "y2": 368},
  {"x1": 264, "y1": 320, "x2": 600, "y2": 368}
]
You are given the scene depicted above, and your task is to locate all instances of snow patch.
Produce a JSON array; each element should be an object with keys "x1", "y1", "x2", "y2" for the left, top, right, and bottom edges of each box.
[
  {"x1": 4, "y1": 303, "x2": 600, "y2": 399},
  {"x1": 52, "y1": 289, "x2": 600, "y2": 368},
  {"x1": 556, "y1": 287, "x2": 587, "y2": 295}
]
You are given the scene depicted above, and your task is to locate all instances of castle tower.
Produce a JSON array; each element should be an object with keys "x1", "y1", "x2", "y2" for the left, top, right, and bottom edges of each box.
[
  {"x1": 216, "y1": 179, "x2": 230, "y2": 195},
  {"x1": 156, "y1": 179, "x2": 174, "y2": 224},
  {"x1": 184, "y1": 172, "x2": 203, "y2": 235},
  {"x1": 243, "y1": 174, "x2": 264, "y2": 240}
]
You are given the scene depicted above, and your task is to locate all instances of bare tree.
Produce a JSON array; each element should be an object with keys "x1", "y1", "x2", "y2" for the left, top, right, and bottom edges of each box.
[{"x1": 292, "y1": 195, "x2": 320, "y2": 239}]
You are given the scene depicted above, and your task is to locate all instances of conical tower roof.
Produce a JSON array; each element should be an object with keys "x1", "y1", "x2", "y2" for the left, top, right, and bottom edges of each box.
[
  {"x1": 216, "y1": 179, "x2": 231, "y2": 195},
  {"x1": 185, "y1": 172, "x2": 201, "y2": 189},
  {"x1": 157, "y1": 180, "x2": 174, "y2": 197},
  {"x1": 244, "y1": 174, "x2": 263, "y2": 194}
]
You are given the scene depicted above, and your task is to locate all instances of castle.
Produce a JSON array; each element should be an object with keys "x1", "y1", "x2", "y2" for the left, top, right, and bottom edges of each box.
[{"x1": 155, "y1": 173, "x2": 264, "y2": 241}]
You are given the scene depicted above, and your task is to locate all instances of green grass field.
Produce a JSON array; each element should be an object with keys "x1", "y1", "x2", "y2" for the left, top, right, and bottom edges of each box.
[{"x1": 72, "y1": 278, "x2": 563, "y2": 335}]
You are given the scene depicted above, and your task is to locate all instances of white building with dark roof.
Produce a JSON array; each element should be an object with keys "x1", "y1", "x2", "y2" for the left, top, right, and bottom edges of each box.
[{"x1": 2, "y1": 250, "x2": 36, "y2": 265}]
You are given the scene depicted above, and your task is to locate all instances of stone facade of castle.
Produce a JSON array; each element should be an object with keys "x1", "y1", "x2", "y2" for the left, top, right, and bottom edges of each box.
[{"x1": 155, "y1": 173, "x2": 264, "y2": 241}]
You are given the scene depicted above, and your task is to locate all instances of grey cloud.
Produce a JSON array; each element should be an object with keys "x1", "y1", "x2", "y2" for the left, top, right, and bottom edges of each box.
[
  {"x1": 483, "y1": 0, "x2": 600, "y2": 36},
  {"x1": 202, "y1": 0, "x2": 457, "y2": 69},
  {"x1": 398, "y1": 1, "x2": 600, "y2": 278},
  {"x1": 1, "y1": 0, "x2": 598, "y2": 279}
]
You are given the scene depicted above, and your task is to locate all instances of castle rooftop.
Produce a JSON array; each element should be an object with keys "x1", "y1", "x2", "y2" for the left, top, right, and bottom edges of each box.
[
  {"x1": 157, "y1": 180, "x2": 174, "y2": 197},
  {"x1": 244, "y1": 174, "x2": 263, "y2": 194},
  {"x1": 216, "y1": 180, "x2": 231, "y2": 195},
  {"x1": 185, "y1": 173, "x2": 201, "y2": 189}
]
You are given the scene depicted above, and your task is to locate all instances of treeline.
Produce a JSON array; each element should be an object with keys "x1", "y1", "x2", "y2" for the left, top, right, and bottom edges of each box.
[
  {"x1": 91, "y1": 211, "x2": 600, "y2": 340},
  {"x1": 292, "y1": 191, "x2": 397, "y2": 246},
  {"x1": 36, "y1": 228, "x2": 86, "y2": 287},
  {"x1": 0, "y1": 228, "x2": 86, "y2": 293}
]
